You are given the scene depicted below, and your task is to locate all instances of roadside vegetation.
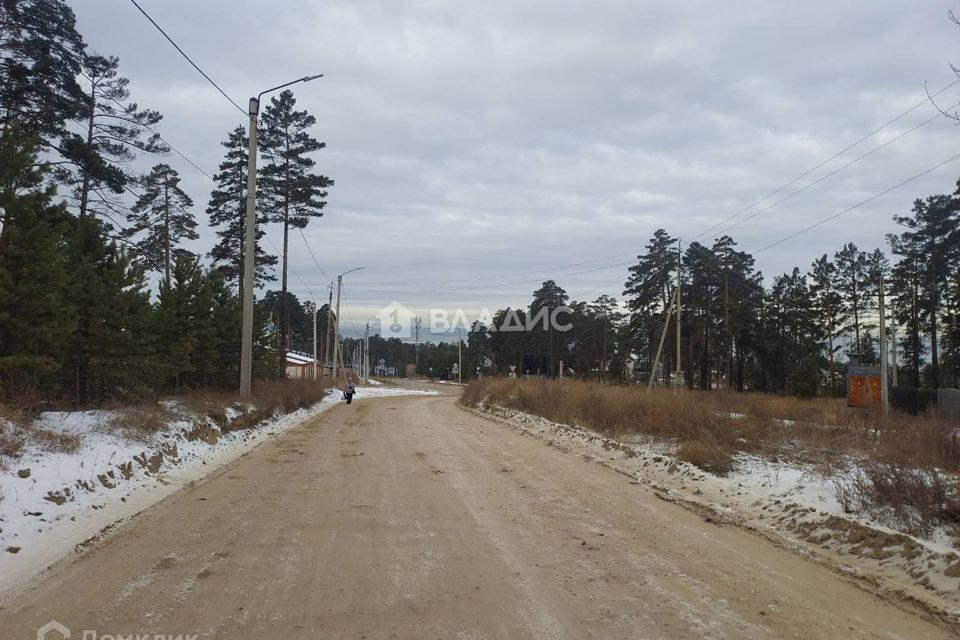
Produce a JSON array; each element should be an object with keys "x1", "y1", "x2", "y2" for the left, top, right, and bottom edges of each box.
[
  {"x1": 461, "y1": 377, "x2": 960, "y2": 535},
  {"x1": 0, "y1": 379, "x2": 335, "y2": 473}
]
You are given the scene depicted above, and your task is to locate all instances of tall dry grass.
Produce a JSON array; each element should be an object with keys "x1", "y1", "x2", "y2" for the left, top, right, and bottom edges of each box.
[{"x1": 461, "y1": 378, "x2": 960, "y2": 476}]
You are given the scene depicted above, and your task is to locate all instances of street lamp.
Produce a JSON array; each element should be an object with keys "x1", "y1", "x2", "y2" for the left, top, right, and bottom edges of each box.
[
  {"x1": 240, "y1": 74, "x2": 323, "y2": 401},
  {"x1": 332, "y1": 266, "x2": 365, "y2": 379}
]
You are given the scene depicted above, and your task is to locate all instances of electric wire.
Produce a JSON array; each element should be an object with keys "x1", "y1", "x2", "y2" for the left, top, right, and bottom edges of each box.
[
  {"x1": 691, "y1": 78, "x2": 960, "y2": 243},
  {"x1": 127, "y1": 0, "x2": 246, "y2": 115},
  {"x1": 711, "y1": 102, "x2": 959, "y2": 240},
  {"x1": 298, "y1": 227, "x2": 331, "y2": 282},
  {"x1": 753, "y1": 149, "x2": 960, "y2": 255}
]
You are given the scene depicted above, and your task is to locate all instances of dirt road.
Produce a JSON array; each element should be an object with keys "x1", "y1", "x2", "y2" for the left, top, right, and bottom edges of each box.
[{"x1": 0, "y1": 386, "x2": 952, "y2": 639}]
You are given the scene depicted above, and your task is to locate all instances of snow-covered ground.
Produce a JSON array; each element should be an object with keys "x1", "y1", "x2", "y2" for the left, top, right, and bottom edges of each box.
[
  {"x1": 0, "y1": 385, "x2": 436, "y2": 598},
  {"x1": 473, "y1": 402, "x2": 960, "y2": 623}
]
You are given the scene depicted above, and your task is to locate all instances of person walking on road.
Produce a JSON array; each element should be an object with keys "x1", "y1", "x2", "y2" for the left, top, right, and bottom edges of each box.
[{"x1": 343, "y1": 377, "x2": 356, "y2": 404}]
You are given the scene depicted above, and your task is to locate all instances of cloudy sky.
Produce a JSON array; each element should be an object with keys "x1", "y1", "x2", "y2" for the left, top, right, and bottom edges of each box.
[{"x1": 71, "y1": 1, "x2": 960, "y2": 336}]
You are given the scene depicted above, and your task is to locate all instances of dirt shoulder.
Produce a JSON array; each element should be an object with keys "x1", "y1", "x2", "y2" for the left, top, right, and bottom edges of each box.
[{"x1": 471, "y1": 401, "x2": 960, "y2": 630}]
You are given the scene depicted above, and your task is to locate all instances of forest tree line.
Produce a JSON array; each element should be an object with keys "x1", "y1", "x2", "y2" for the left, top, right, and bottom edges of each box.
[
  {"x1": 439, "y1": 197, "x2": 958, "y2": 395},
  {"x1": 0, "y1": 0, "x2": 331, "y2": 404}
]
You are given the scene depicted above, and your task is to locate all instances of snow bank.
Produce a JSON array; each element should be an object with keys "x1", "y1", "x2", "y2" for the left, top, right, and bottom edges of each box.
[{"x1": 0, "y1": 385, "x2": 436, "y2": 598}]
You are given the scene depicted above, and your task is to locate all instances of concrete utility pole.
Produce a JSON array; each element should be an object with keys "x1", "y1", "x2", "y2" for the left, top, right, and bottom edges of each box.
[
  {"x1": 676, "y1": 239, "x2": 682, "y2": 390},
  {"x1": 324, "y1": 283, "x2": 333, "y2": 375},
  {"x1": 332, "y1": 267, "x2": 364, "y2": 379},
  {"x1": 239, "y1": 74, "x2": 322, "y2": 401},
  {"x1": 364, "y1": 322, "x2": 370, "y2": 384},
  {"x1": 879, "y1": 274, "x2": 889, "y2": 415},
  {"x1": 239, "y1": 97, "x2": 260, "y2": 401},
  {"x1": 312, "y1": 301, "x2": 318, "y2": 381},
  {"x1": 415, "y1": 317, "x2": 422, "y2": 371},
  {"x1": 890, "y1": 294, "x2": 898, "y2": 387},
  {"x1": 458, "y1": 328, "x2": 462, "y2": 384},
  {"x1": 333, "y1": 275, "x2": 342, "y2": 378}
]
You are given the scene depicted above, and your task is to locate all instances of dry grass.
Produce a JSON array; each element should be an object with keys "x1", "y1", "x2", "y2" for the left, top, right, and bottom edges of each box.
[
  {"x1": 105, "y1": 404, "x2": 178, "y2": 440},
  {"x1": 172, "y1": 379, "x2": 336, "y2": 433},
  {"x1": 0, "y1": 403, "x2": 81, "y2": 459},
  {"x1": 461, "y1": 378, "x2": 960, "y2": 477}
]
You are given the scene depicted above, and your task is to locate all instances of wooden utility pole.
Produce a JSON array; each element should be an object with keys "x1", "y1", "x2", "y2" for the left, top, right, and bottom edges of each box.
[{"x1": 648, "y1": 287, "x2": 678, "y2": 391}]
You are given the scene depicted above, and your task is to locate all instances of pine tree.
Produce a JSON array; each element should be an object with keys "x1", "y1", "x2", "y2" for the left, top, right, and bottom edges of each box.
[
  {"x1": 259, "y1": 90, "x2": 332, "y2": 356},
  {"x1": 155, "y1": 254, "x2": 202, "y2": 390},
  {"x1": 710, "y1": 235, "x2": 761, "y2": 390},
  {"x1": 206, "y1": 126, "x2": 276, "y2": 292},
  {"x1": 65, "y1": 216, "x2": 155, "y2": 404},
  {"x1": 126, "y1": 163, "x2": 198, "y2": 288},
  {"x1": 759, "y1": 269, "x2": 822, "y2": 396},
  {"x1": 0, "y1": 0, "x2": 85, "y2": 252},
  {"x1": 0, "y1": 0, "x2": 85, "y2": 139},
  {"x1": 683, "y1": 242, "x2": 720, "y2": 390},
  {"x1": 623, "y1": 229, "x2": 677, "y2": 373},
  {"x1": 0, "y1": 178, "x2": 73, "y2": 395},
  {"x1": 834, "y1": 242, "x2": 873, "y2": 353},
  {"x1": 66, "y1": 53, "x2": 168, "y2": 223},
  {"x1": 890, "y1": 194, "x2": 960, "y2": 387},
  {"x1": 809, "y1": 254, "x2": 844, "y2": 394},
  {"x1": 530, "y1": 280, "x2": 569, "y2": 376}
]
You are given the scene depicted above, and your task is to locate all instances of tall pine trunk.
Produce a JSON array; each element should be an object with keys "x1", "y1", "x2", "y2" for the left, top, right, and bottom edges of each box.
[
  {"x1": 930, "y1": 271, "x2": 940, "y2": 388},
  {"x1": 78, "y1": 77, "x2": 97, "y2": 220}
]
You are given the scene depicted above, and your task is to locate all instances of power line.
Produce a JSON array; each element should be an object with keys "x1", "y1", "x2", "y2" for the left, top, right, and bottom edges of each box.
[
  {"x1": 754, "y1": 149, "x2": 960, "y2": 255},
  {"x1": 712, "y1": 103, "x2": 958, "y2": 240},
  {"x1": 127, "y1": 0, "x2": 246, "y2": 116},
  {"x1": 332, "y1": 83, "x2": 957, "y2": 299},
  {"x1": 262, "y1": 233, "x2": 319, "y2": 300},
  {"x1": 298, "y1": 228, "x2": 331, "y2": 282},
  {"x1": 692, "y1": 78, "x2": 960, "y2": 243},
  {"x1": 77, "y1": 69, "x2": 217, "y2": 182}
]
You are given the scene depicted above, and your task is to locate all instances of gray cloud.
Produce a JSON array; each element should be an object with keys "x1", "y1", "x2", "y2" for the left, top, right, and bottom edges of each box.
[{"x1": 70, "y1": 0, "x2": 960, "y2": 333}]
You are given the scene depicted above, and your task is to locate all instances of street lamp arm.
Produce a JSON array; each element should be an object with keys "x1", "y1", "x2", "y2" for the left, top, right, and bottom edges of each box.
[
  {"x1": 338, "y1": 266, "x2": 365, "y2": 278},
  {"x1": 258, "y1": 73, "x2": 323, "y2": 102}
]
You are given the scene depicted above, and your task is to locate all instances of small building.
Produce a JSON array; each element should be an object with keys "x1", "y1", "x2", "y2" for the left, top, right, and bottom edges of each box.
[
  {"x1": 847, "y1": 353, "x2": 881, "y2": 409},
  {"x1": 285, "y1": 351, "x2": 318, "y2": 380}
]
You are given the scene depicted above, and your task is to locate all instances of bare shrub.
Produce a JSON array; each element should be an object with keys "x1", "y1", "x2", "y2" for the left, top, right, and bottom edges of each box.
[
  {"x1": 677, "y1": 437, "x2": 734, "y2": 475},
  {"x1": 107, "y1": 405, "x2": 177, "y2": 440},
  {"x1": 836, "y1": 462, "x2": 952, "y2": 536},
  {"x1": 0, "y1": 417, "x2": 26, "y2": 469},
  {"x1": 26, "y1": 425, "x2": 82, "y2": 454}
]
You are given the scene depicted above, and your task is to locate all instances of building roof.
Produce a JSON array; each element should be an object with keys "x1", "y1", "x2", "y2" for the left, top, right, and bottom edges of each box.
[{"x1": 285, "y1": 351, "x2": 317, "y2": 365}]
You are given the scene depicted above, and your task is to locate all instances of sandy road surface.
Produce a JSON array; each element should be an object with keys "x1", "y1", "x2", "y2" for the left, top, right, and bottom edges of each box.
[{"x1": 0, "y1": 385, "x2": 952, "y2": 639}]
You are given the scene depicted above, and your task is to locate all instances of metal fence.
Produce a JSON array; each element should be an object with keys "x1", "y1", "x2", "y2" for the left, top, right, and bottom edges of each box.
[
  {"x1": 940, "y1": 388, "x2": 960, "y2": 422},
  {"x1": 890, "y1": 386, "x2": 939, "y2": 416},
  {"x1": 889, "y1": 386, "x2": 960, "y2": 421}
]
